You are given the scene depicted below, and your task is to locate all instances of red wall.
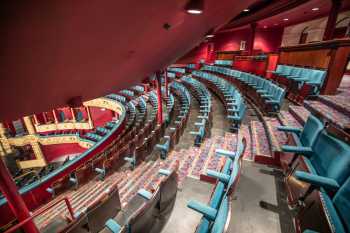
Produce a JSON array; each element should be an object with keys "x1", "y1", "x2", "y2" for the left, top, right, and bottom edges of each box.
[
  {"x1": 41, "y1": 143, "x2": 87, "y2": 162},
  {"x1": 177, "y1": 27, "x2": 284, "y2": 63},
  {"x1": 90, "y1": 107, "x2": 114, "y2": 127}
]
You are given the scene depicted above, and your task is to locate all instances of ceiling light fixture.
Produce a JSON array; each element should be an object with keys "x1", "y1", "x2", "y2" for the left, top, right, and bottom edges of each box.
[
  {"x1": 312, "y1": 7, "x2": 319, "y2": 11},
  {"x1": 185, "y1": 0, "x2": 204, "y2": 15},
  {"x1": 101, "y1": 108, "x2": 106, "y2": 111},
  {"x1": 243, "y1": 8, "x2": 250, "y2": 12},
  {"x1": 205, "y1": 28, "x2": 215, "y2": 38},
  {"x1": 263, "y1": 25, "x2": 268, "y2": 29},
  {"x1": 283, "y1": 18, "x2": 289, "y2": 21}
]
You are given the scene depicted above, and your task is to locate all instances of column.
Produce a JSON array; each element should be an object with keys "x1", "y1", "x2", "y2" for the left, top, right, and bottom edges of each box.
[
  {"x1": 323, "y1": 0, "x2": 343, "y2": 41},
  {"x1": 0, "y1": 158, "x2": 39, "y2": 233},
  {"x1": 52, "y1": 110, "x2": 58, "y2": 123},
  {"x1": 86, "y1": 107, "x2": 94, "y2": 128},
  {"x1": 156, "y1": 72, "x2": 163, "y2": 124},
  {"x1": 33, "y1": 115, "x2": 39, "y2": 125},
  {"x1": 23, "y1": 116, "x2": 35, "y2": 135},
  {"x1": 70, "y1": 108, "x2": 76, "y2": 122},
  {"x1": 248, "y1": 23, "x2": 257, "y2": 55}
]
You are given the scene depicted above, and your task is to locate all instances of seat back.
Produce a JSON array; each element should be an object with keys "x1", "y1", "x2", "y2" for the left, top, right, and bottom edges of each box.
[
  {"x1": 127, "y1": 189, "x2": 161, "y2": 233},
  {"x1": 333, "y1": 176, "x2": 350, "y2": 232},
  {"x1": 158, "y1": 170, "x2": 178, "y2": 216},
  {"x1": 210, "y1": 196, "x2": 229, "y2": 233},
  {"x1": 300, "y1": 114, "x2": 324, "y2": 147},
  {"x1": 87, "y1": 188, "x2": 122, "y2": 233},
  {"x1": 311, "y1": 131, "x2": 350, "y2": 186}
]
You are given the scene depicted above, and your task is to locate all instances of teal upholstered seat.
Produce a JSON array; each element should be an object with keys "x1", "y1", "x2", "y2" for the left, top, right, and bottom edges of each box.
[
  {"x1": 294, "y1": 130, "x2": 350, "y2": 193},
  {"x1": 278, "y1": 114, "x2": 324, "y2": 150}
]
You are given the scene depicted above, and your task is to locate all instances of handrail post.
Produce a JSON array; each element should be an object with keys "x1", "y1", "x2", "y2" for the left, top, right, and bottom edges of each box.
[{"x1": 0, "y1": 159, "x2": 39, "y2": 233}]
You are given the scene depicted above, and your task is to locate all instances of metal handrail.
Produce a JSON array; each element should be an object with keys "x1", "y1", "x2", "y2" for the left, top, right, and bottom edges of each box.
[{"x1": 4, "y1": 197, "x2": 75, "y2": 233}]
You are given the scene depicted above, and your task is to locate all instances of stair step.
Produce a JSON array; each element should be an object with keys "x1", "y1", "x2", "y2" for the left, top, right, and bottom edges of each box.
[
  {"x1": 250, "y1": 121, "x2": 271, "y2": 158},
  {"x1": 288, "y1": 105, "x2": 310, "y2": 126},
  {"x1": 318, "y1": 95, "x2": 350, "y2": 117},
  {"x1": 304, "y1": 100, "x2": 350, "y2": 131},
  {"x1": 279, "y1": 110, "x2": 302, "y2": 128},
  {"x1": 264, "y1": 117, "x2": 288, "y2": 152},
  {"x1": 239, "y1": 124, "x2": 253, "y2": 161}
]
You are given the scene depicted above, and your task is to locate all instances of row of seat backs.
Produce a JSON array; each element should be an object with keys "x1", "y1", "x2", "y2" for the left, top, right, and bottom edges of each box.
[
  {"x1": 200, "y1": 65, "x2": 286, "y2": 103},
  {"x1": 101, "y1": 170, "x2": 179, "y2": 233},
  {"x1": 275, "y1": 65, "x2": 326, "y2": 87},
  {"x1": 192, "y1": 137, "x2": 246, "y2": 233},
  {"x1": 214, "y1": 60, "x2": 233, "y2": 66},
  {"x1": 51, "y1": 102, "x2": 160, "y2": 196},
  {"x1": 282, "y1": 114, "x2": 350, "y2": 232},
  {"x1": 191, "y1": 70, "x2": 246, "y2": 122},
  {"x1": 167, "y1": 67, "x2": 186, "y2": 74}
]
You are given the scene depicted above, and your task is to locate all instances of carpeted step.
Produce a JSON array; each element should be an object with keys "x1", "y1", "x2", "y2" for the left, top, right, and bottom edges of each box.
[
  {"x1": 278, "y1": 110, "x2": 302, "y2": 128},
  {"x1": 318, "y1": 95, "x2": 350, "y2": 117},
  {"x1": 264, "y1": 117, "x2": 288, "y2": 152},
  {"x1": 288, "y1": 105, "x2": 310, "y2": 126},
  {"x1": 304, "y1": 100, "x2": 350, "y2": 131}
]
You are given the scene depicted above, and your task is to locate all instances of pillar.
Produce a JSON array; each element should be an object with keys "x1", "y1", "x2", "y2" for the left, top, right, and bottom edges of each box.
[
  {"x1": 248, "y1": 23, "x2": 257, "y2": 55},
  {"x1": 0, "y1": 158, "x2": 39, "y2": 233},
  {"x1": 164, "y1": 70, "x2": 169, "y2": 97},
  {"x1": 156, "y1": 73, "x2": 163, "y2": 124},
  {"x1": 86, "y1": 107, "x2": 94, "y2": 128},
  {"x1": 23, "y1": 116, "x2": 35, "y2": 135},
  {"x1": 323, "y1": 0, "x2": 343, "y2": 41},
  {"x1": 52, "y1": 110, "x2": 58, "y2": 123},
  {"x1": 70, "y1": 108, "x2": 76, "y2": 122}
]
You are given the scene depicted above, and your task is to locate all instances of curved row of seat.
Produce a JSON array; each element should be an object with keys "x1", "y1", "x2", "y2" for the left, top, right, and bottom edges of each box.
[
  {"x1": 181, "y1": 76, "x2": 212, "y2": 146},
  {"x1": 279, "y1": 114, "x2": 350, "y2": 233},
  {"x1": 156, "y1": 81, "x2": 191, "y2": 159},
  {"x1": 201, "y1": 65, "x2": 286, "y2": 114},
  {"x1": 271, "y1": 65, "x2": 326, "y2": 95},
  {"x1": 214, "y1": 60, "x2": 233, "y2": 66},
  {"x1": 187, "y1": 136, "x2": 246, "y2": 233},
  {"x1": 48, "y1": 91, "x2": 161, "y2": 197},
  {"x1": 167, "y1": 67, "x2": 186, "y2": 74},
  {"x1": 191, "y1": 71, "x2": 246, "y2": 130}
]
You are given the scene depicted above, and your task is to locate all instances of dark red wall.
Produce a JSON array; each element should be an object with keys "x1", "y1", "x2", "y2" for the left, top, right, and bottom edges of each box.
[
  {"x1": 41, "y1": 143, "x2": 87, "y2": 162},
  {"x1": 177, "y1": 27, "x2": 284, "y2": 63},
  {"x1": 90, "y1": 107, "x2": 114, "y2": 127}
]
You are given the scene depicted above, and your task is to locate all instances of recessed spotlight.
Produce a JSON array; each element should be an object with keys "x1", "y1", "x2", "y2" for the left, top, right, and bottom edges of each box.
[
  {"x1": 274, "y1": 23, "x2": 279, "y2": 26},
  {"x1": 185, "y1": 0, "x2": 204, "y2": 15},
  {"x1": 243, "y1": 8, "x2": 250, "y2": 12},
  {"x1": 263, "y1": 25, "x2": 268, "y2": 29},
  {"x1": 312, "y1": 7, "x2": 319, "y2": 11},
  {"x1": 101, "y1": 108, "x2": 106, "y2": 111},
  {"x1": 206, "y1": 34, "x2": 214, "y2": 38},
  {"x1": 283, "y1": 18, "x2": 289, "y2": 21}
]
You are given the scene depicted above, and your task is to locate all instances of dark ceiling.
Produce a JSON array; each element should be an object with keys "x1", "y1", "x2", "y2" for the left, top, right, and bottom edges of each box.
[{"x1": 0, "y1": 0, "x2": 255, "y2": 121}]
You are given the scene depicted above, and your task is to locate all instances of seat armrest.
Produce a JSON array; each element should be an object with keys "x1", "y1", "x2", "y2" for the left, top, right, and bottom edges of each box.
[
  {"x1": 294, "y1": 171, "x2": 340, "y2": 191},
  {"x1": 303, "y1": 230, "x2": 319, "y2": 233},
  {"x1": 277, "y1": 126, "x2": 302, "y2": 134},
  {"x1": 105, "y1": 219, "x2": 122, "y2": 233},
  {"x1": 206, "y1": 170, "x2": 230, "y2": 184},
  {"x1": 137, "y1": 189, "x2": 153, "y2": 200},
  {"x1": 281, "y1": 145, "x2": 312, "y2": 155},
  {"x1": 187, "y1": 200, "x2": 217, "y2": 221},
  {"x1": 215, "y1": 149, "x2": 237, "y2": 159}
]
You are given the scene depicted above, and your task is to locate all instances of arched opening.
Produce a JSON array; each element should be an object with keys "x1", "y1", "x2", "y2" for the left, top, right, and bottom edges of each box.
[
  {"x1": 298, "y1": 26, "x2": 309, "y2": 44},
  {"x1": 333, "y1": 17, "x2": 350, "y2": 39}
]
